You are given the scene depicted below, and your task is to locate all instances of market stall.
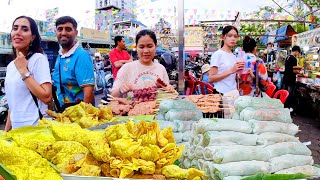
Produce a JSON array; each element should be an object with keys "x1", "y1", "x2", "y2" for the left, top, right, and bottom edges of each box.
[
  {"x1": 292, "y1": 28, "x2": 320, "y2": 120},
  {"x1": 80, "y1": 27, "x2": 113, "y2": 57},
  {"x1": 2, "y1": 90, "x2": 320, "y2": 180}
]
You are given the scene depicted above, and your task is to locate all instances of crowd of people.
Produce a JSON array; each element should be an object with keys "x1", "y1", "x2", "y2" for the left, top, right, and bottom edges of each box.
[
  {"x1": 3, "y1": 14, "x2": 303, "y2": 131},
  {"x1": 3, "y1": 15, "x2": 172, "y2": 131},
  {"x1": 195, "y1": 25, "x2": 303, "y2": 116}
]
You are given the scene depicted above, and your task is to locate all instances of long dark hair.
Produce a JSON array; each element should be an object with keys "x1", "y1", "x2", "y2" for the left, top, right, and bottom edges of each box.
[
  {"x1": 11, "y1": 16, "x2": 43, "y2": 59},
  {"x1": 135, "y1": 29, "x2": 157, "y2": 46},
  {"x1": 221, "y1": 25, "x2": 238, "y2": 48},
  {"x1": 242, "y1": 36, "x2": 257, "y2": 53}
]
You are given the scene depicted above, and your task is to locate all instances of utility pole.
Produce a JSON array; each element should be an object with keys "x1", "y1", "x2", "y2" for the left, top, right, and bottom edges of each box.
[{"x1": 177, "y1": 0, "x2": 185, "y2": 95}]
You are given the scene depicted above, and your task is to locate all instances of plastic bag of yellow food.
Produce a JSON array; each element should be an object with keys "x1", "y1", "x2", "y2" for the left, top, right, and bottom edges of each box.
[
  {"x1": 40, "y1": 118, "x2": 82, "y2": 141},
  {"x1": 108, "y1": 157, "x2": 133, "y2": 178},
  {"x1": 6, "y1": 126, "x2": 56, "y2": 150},
  {"x1": 62, "y1": 103, "x2": 87, "y2": 122},
  {"x1": 0, "y1": 139, "x2": 62, "y2": 180},
  {"x1": 155, "y1": 144, "x2": 185, "y2": 172},
  {"x1": 98, "y1": 105, "x2": 113, "y2": 121},
  {"x1": 43, "y1": 119, "x2": 111, "y2": 162},
  {"x1": 139, "y1": 145, "x2": 160, "y2": 162},
  {"x1": 47, "y1": 102, "x2": 114, "y2": 128},
  {"x1": 72, "y1": 164, "x2": 101, "y2": 176},
  {"x1": 161, "y1": 127, "x2": 175, "y2": 144},
  {"x1": 132, "y1": 158, "x2": 156, "y2": 175},
  {"x1": 79, "y1": 116, "x2": 100, "y2": 128},
  {"x1": 134, "y1": 121, "x2": 158, "y2": 137},
  {"x1": 85, "y1": 133, "x2": 111, "y2": 162},
  {"x1": 0, "y1": 130, "x2": 5, "y2": 137},
  {"x1": 110, "y1": 138, "x2": 142, "y2": 158},
  {"x1": 140, "y1": 129, "x2": 157, "y2": 146},
  {"x1": 161, "y1": 165, "x2": 204, "y2": 179},
  {"x1": 105, "y1": 123, "x2": 132, "y2": 142},
  {"x1": 82, "y1": 102, "x2": 99, "y2": 116},
  {"x1": 108, "y1": 157, "x2": 156, "y2": 178}
]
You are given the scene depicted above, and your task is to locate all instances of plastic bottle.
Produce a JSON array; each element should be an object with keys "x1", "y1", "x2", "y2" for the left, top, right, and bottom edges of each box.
[
  {"x1": 276, "y1": 70, "x2": 282, "y2": 89},
  {"x1": 237, "y1": 50, "x2": 249, "y2": 81}
]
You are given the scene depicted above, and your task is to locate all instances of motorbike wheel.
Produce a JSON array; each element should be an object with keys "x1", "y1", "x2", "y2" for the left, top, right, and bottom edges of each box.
[
  {"x1": 106, "y1": 79, "x2": 113, "y2": 89},
  {"x1": 94, "y1": 88, "x2": 103, "y2": 95},
  {"x1": 94, "y1": 82, "x2": 103, "y2": 95}
]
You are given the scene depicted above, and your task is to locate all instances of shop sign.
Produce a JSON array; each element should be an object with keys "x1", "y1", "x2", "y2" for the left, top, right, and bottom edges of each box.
[
  {"x1": 80, "y1": 27, "x2": 111, "y2": 42},
  {"x1": 95, "y1": 48, "x2": 111, "y2": 54},
  {"x1": 292, "y1": 28, "x2": 320, "y2": 47},
  {"x1": 184, "y1": 27, "x2": 204, "y2": 47}
]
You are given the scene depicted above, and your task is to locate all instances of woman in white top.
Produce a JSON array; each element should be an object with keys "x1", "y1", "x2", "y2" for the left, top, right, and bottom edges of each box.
[
  {"x1": 208, "y1": 26, "x2": 244, "y2": 94},
  {"x1": 111, "y1": 29, "x2": 169, "y2": 97},
  {"x1": 4, "y1": 16, "x2": 52, "y2": 131}
]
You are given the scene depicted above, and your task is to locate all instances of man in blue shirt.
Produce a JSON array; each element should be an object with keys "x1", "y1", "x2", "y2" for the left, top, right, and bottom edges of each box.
[{"x1": 52, "y1": 16, "x2": 95, "y2": 111}]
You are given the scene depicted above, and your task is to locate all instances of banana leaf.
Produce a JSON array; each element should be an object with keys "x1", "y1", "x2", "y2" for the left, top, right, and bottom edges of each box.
[
  {"x1": 116, "y1": 115, "x2": 155, "y2": 122},
  {"x1": 48, "y1": 161, "x2": 60, "y2": 174},
  {"x1": 0, "y1": 163, "x2": 16, "y2": 180},
  {"x1": 241, "y1": 172, "x2": 311, "y2": 180}
]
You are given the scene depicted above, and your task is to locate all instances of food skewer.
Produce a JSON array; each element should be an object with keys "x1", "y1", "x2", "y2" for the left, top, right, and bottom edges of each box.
[
  {"x1": 107, "y1": 94, "x2": 115, "y2": 98},
  {"x1": 106, "y1": 98, "x2": 114, "y2": 101},
  {"x1": 101, "y1": 99, "x2": 109, "y2": 104}
]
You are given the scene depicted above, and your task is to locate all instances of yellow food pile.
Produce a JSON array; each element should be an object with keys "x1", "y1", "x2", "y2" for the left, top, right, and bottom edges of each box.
[
  {"x1": 0, "y1": 131, "x2": 62, "y2": 180},
  {"x1": 46, "y1": 102, "x2": 116, "y2": 128},
  {"x1": 0, "y1": 119, "x2": 204, "y2": 180}
]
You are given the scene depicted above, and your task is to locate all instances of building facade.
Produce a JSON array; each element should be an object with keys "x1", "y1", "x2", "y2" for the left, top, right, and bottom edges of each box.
[{"x1": 95, "y1": 0, "x2": 136, "y2": 31}]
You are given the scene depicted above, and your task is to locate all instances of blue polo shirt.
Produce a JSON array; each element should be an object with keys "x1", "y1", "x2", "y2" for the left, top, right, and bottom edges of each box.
[{"x1": 52, "y1": 42, "x2": 95, "y2": 106}]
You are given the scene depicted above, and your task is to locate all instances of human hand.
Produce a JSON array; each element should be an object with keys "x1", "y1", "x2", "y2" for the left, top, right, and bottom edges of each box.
[
  {"x1": 14, "y1": 52, "x2": 28, "y2": 75},
  {"x1": 119, "y1": 82, "x2": 133, "y2": 95},
  {"x1": 248, "y1": 68, "x2": 255, "y2": 77},
  {"x1": 231, "y1": 62, "x2": 244, "y2": 74}
]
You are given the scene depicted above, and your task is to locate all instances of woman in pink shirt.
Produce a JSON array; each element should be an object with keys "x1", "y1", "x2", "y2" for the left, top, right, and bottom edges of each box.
[{"x1": 111, "y1": 30, "x2": 169, "y2": 97}]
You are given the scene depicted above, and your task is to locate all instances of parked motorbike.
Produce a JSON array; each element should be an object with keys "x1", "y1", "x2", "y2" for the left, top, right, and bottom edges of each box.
[
  {"x1": 0, "y1": 78, "x2": 7, "y2": 124},
  {"x1": 103, "y1": 71, "x2": 114, "y2": 97},
  {"x1": 0, "y1": 95, "x2": 8, "y2": 124},
  {"x1": 94, "y1": 70, "x2": 104, "y2": 95},
  {"x1": 185, "y1": 60, "x2": 203, "y2": 79}
]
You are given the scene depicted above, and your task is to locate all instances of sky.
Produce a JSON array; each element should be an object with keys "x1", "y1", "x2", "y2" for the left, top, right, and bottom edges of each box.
[
  {"x1": 0, "y1": 0, "x2": 96, "y2": 32},
  {"x1": 135, "y1": 0, "x2": 274, "y2": 28},
  {"x1": 0, "y1": 0, "x2": 291, "y2": 32}
]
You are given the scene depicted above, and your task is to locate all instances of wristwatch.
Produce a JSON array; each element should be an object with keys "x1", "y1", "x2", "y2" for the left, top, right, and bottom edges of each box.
[{"x1": 22, "y1": 71, "x2": 31, "y2": 81}]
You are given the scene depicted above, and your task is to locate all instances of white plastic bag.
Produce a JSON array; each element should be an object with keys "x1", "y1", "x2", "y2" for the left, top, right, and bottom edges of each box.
[
  {"x1": 269, "y1": 154, "x2": 314, "y2": 173},
  {"x1": 249, "y1": 120, "x2": 299, "y2": 135}
]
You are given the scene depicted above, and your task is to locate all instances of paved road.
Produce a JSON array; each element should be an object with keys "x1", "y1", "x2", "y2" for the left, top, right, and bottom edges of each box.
[
  {"x1": 1, "y1": 98, "x2": 319, "y2": 163},
  {"x1": 293, "y1": 115, "x2": 320, "y2": 164}
]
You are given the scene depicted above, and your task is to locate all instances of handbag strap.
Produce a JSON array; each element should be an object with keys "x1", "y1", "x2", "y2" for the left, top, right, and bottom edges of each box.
[
  {"x1": 25, "y1": 52, "x2": 43, "y2": 119},
  {"x1": 30, "y1": 92, "x2": 43, "y2": 119}
]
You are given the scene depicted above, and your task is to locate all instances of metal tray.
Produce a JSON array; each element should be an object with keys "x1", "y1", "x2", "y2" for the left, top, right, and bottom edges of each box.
[{"x1": 61, "y1": 174, "x2": 154, "y2": 180}]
